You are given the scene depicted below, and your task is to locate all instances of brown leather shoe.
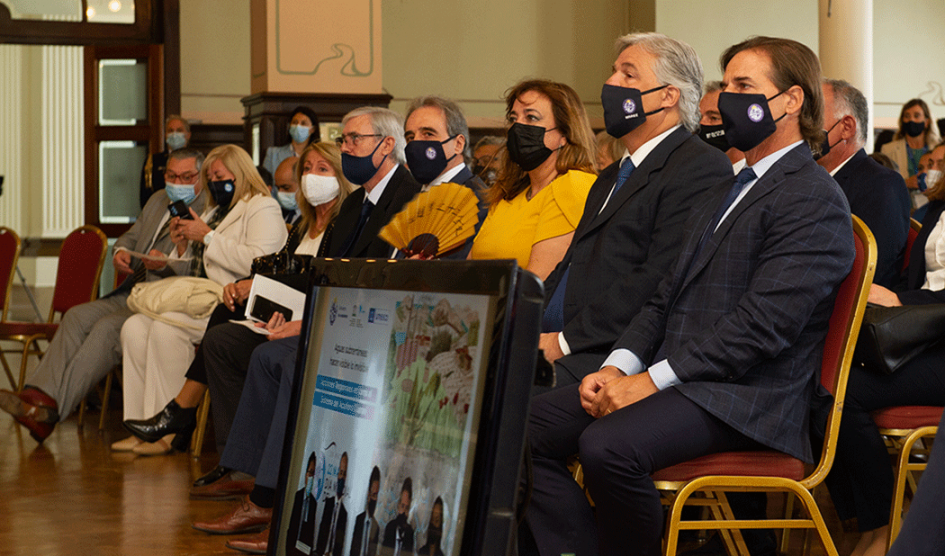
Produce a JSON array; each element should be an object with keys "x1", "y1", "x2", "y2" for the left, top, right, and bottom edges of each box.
[
  {"x1": 190, "y1": 471, "x2": 255, "y2": 500},
  {"x1": 192, "y1": 497, "x2": 271, "y2": 535},
  {"x1": 225, "y1": 529, "x2": 269, "y2": 554},
  {"x1": 0, "y1": 388, "x2": 59, "y2": 443}
]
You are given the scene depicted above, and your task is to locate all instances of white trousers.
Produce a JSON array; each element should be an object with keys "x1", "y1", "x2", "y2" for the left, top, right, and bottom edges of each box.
[{"x1": 119, "y1": 312, "x2": 209, "y2": 420}]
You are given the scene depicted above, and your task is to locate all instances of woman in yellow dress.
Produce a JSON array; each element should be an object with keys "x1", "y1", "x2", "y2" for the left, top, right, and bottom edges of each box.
[{"x1": 469, "y1": 79, "x2": 597, "y2": 280}]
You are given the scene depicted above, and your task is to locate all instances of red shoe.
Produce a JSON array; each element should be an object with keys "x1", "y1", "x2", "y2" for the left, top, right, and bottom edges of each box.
[
  {"x1": 225, "y1": 529, "x2": 269, "y2": 554},
  {"x1": 192, "y1": 496, "x2": 272, "y2": 535},
  {"x1": 0, "y1": 388, "x2": 59, "y2": 443}
]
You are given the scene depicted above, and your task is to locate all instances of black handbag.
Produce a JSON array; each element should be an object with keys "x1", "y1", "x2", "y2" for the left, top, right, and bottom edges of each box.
[{"x1": 852, "y1": 302, "x2": 945, "y2": 375}]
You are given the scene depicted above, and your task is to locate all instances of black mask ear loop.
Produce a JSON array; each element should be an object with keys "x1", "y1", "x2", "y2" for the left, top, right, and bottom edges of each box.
[
  {"x1": 642, "y1": 84, "x2": 669, "y2": 117},
  {"x1": 767, "y1": 89, "x2": 789, "y2": 124}
]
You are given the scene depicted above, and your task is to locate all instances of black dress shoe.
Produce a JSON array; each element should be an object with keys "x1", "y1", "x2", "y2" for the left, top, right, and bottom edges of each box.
[
  {"x1": 123, "y1": 399, "x2": 197, "y2": 443},
  {"x1": 194, "y1": 465, "x2": 233, "y2": 488}
]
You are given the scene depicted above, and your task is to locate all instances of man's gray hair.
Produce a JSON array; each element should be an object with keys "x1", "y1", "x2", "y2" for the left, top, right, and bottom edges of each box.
[
  {"x1": 167, "y1": 148, "x2": 204, "y2": 173},
  {"x1": 823, "y1": 78, "x2": 869, "y2": 146},
  {"x1": 343, "y1": 107, "x2": 406, "y2": 164},
  {"x1": 704, "y1": 80, "x2": 724, "y2": 95},
  {"x1": 165, "y1": 114, "x2": 191, "y2": 133},
  {"x1": 405, "y1": 96, "x2": 472, "y2": 159},
  {"x1": 614, "y1": 32, "x2": 704, "y2": 133}
]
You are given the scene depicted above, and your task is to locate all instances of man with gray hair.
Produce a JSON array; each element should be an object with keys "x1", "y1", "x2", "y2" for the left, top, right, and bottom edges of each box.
[
  {"x1": 331, "y1": 106, "x2": 422, "y2": 258},
  {"x1": 536, "y1": 32, "x2": 731, "y2": 388},
  {"x1": 699, "y1": 80, "x2": 747, "y2": 171},
  {"x1": 818, "y1": 78, "x2": 910, "y2": 287},
  {"x1": 1, "y1": 149, "x2": 208, "y2": 442},
  {"x1": 403, "y1": 95, "x2": 488, "y2": 258}
]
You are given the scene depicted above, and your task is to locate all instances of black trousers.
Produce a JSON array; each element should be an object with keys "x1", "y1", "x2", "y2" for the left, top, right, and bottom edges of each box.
[
  {"x1": 526, "y1": 384, "x2": 760, "y2": 556},
  {"x1": 184, "y1": 303, "x2": 269, "y2": 453},
  {"x1": 820, "y1": 341, "x2": 945, "y2": 531}
]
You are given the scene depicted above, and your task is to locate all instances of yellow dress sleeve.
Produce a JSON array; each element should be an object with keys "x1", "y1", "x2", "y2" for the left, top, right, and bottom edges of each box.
[{"x1": 533, "y1": 170, "x2": 596, "y2": 244}]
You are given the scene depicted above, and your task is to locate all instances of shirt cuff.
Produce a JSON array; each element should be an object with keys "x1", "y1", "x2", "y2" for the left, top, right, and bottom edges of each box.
[
  {"x1": 557, "y1": 332, "x2": 571, "y2": 356},
  {"x1": 202, "y1": 230, "x2": 215, "y2": 246},
  {"x1": 648, "y1": 358, "x2": 682, "y2": 390},
  {"x1": 601, "y1": 348, "x2": 645, "y2": 376}
]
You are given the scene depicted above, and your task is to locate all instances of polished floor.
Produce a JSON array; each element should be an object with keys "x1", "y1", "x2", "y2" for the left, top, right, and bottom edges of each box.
[{"x1": 0, "y1": 405, "x2": 867, "y2": 556}]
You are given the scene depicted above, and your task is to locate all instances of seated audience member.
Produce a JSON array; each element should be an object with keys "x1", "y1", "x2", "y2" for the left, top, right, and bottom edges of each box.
[
  {"x1": 185, "y1": 107, "x2": 421, "y2": 553},
  {"x1": 819, "y1": 141, "x2": 945, "y2": 556},
  {"x1": 380, "y1": 478, "x2": 415, "y2": 556},
  {"x1": 868, "y1": 152, "x2": 899, "y2": 173},
  {"x1": 263, "y1": 106, "x2": 319, "y2": 177},
  {"x1": 471, "y1": 135, "x2": 504, "y2": 187},
  {"x1": 526, "y1": 36, "x2": 854, "y2": 556},
  {"x1": 468, "y1": 79, "x2": 597, "y2": 281},
  {"x1": 121, "y1": 142, "x2": 356, "y2": 457},
  {"x1": 915, "y1": 147, "x2": 945, "y2": 221},
  {"x1": 273, "y1": 156, "x2": 302, "y2": 224},
  {"x1": 112, "y1": 144, "x2": 287, "y2": 455},
  {"x1": 403, "y1": 95, "x2": 488, "y2": 258},
  {"x1": 698, "y1": 80, "x2": 747, "y2": 172},
  {"x1": 140, "y1": 115, "x2": 192, "y2": 207},
  {"x1": 593, "y1": 130, "x2": 624, "y2": 169},
  {"x1": 538, "y1": 33, "x2": 731, "y2": 390},
  {"x1": 0, "y1": 149, "x2": 208, "y2": 443},
  {"x1": 881, "y1": 98, "x2": 938, "y2": 211},
  {"x1": 817, "y1": 78, "x2": 911, "y2": 288}
]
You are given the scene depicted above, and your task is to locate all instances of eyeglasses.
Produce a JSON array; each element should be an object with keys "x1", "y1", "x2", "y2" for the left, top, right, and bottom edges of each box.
[
  {"x1": 335, "y1": 133, "x2": 384, "y2": 148},
  {"x1": 164, "y1": 171, "x2": 199, "y2": 182}
]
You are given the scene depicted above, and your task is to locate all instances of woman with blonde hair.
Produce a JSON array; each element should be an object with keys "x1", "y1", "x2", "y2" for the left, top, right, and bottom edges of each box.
[
  {"x1": 469, "y1": 79, "x2": 597, "y2": 280},
  {"x1": 119, "y1": 142, "x2": 356, "y2": 460},
  {"x1": 113, "y1": 144, "x2": 287, "y2": 455},
  {"x1": 881, "y1": 99, "x2": 939, "y2": 210}
]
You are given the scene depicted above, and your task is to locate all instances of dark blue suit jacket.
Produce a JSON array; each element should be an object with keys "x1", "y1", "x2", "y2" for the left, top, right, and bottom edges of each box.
[
  {"x1": 832, "y1": 148, "x2": 910, "y2": 288},
  {"x1": 543, "y1": 127, "x2": 732, "y2": 383},
  {"x1": 613, "y1": 144, "x2": 855, "y2": 461}
]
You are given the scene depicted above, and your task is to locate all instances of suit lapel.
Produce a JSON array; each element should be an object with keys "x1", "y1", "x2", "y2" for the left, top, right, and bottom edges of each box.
[
  {"x1": 679, "y1": 144, "x2": 809, "y2": 292},
  {"x1": 581, "y1": 128, "x2": 690, "y2": 238},
  {"x1": 350, "y1": 165, "x2": 410, "y2": 256}
]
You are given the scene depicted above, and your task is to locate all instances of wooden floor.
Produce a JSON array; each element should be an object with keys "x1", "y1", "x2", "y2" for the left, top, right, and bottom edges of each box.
[{"x1": 0, "y1": 406, "x2": 866, "y2": 556}]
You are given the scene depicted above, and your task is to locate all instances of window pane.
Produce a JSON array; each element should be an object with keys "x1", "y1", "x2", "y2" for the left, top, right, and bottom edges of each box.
[
  {"x1": 1, "y1": 0, "x2": 82, "y2": 21},
  {"x1": 85, "y1": 0, "x2": 135, "y2": 24},
  {"x1": 98, "y1": 59, "x2": 147, "y2": 125},
  {"x1": 99, "y1": 140, "x2": 146, "y2": 224}
]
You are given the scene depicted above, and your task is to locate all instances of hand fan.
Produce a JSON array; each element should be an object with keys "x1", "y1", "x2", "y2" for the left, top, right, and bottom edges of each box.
[{"x1": 379, "y1": 183, "x2": 480, "y2": 258}]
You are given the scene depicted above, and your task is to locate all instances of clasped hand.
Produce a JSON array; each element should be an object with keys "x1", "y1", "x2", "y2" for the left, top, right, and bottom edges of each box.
[{"x1": 579, "y1": 366, "x2": 658, "y2": 418}]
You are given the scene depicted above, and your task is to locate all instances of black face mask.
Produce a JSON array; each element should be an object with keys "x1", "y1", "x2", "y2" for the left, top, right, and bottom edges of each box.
[
  {"x1": 367, "y1": 499, "x2": 377, "y2": 517},
  {"x1": 207, "y1": 179, "x2": 236, "y2": 207},
  {"x1": 699, "y1": 123, "x2": 730, "y2": 152},
  {"x1": 903, "y1": 120, "x2": 926, "y2": 138},
  {"x1": 718, "y1": 91, "x2": 787, "y2": 151},
  {"x1": 507, "y1": 123, "x2": 557, "y2": 172},
  {"x1": 405, "y1": 135, "x2": 457, "y2": 184},
  {"x1": 814, "y1": 119, "x2": 842, "y2": 161},
  {"x1": 601, "y1": 83, "x2": 667, "y2": 138},
  {"x1": 342, "y1": 140, "x2": 387, "y2": 186}
]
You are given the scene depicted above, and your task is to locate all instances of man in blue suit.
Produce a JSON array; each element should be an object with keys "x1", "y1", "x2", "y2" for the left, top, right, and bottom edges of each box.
[
  {"x1": 817, "y1": 78, "x2": 911, "y2": 288},
  {"x1": 526, "y1": 36, "x2": 855, "y2": 556},
  {"x1": 537, "y1": 33, "x2": 732, "y2": 387}
]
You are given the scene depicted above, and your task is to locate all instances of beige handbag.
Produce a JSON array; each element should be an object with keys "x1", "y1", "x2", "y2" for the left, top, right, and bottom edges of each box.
[{"x1": 126, "y1": 276, "x2": 224, "y2": 330}]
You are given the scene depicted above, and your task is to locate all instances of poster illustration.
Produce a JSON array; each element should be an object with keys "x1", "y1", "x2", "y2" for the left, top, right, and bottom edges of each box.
[{"x1": 279, "y1": 286, "x2": 492, "y2": 556}]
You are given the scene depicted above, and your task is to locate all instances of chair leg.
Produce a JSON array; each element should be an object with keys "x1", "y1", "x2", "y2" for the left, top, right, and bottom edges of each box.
[
  {"x1": 17, "y1": 334, "x2": 46, "y2": 393},
  {"x1": 887, "y1": 426, "x2": 937, "y2": 550},
  {"x1": 77, "y1": 398, "x2": 86, "y2": 427},
  {"x1": 98, "y1": 372, "x2": 114, "y2": 431},
  {"x1": 191, "y1": 390, "x2": 211, "y2": 458},
  {"x1": 0, "y1": 351, "x2": 17, "y2": 390},
  {"x1": 781, "y1": 487, "x2": 797, "y2": 554}
]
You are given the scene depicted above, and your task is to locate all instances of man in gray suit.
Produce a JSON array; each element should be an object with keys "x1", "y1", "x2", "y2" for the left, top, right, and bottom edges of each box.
[
  {"x1": 527, "y1": 37, "x2": 855, "y2": 556},
  {"x1": 0, "y1": 149, "x2": 208, "y2": 443}
]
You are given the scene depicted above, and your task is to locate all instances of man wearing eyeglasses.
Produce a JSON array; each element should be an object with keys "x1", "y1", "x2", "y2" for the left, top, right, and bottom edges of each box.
[
  {"x1": 328, "y1": 106, "x2": 422, "y2": 258},
  {"x1": 0, "y1": 149, "x2": 208, "y2": 443}
]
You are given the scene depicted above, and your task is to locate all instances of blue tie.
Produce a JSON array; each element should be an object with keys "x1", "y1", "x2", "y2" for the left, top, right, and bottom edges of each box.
[
  {"x1": 541, "y1": 157, "x2": 636, "y2": 332},
  {"x1": 340, "y1": 200, "x2": 374, "y2": 257},
  {"x1": 692, "y1": 166, "x2": 756, "y2": 262}
]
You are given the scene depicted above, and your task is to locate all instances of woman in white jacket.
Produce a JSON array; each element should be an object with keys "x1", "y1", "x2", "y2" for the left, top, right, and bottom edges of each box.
[{"x1": 115, "y1": 144, "x2": 287, "y2": 455}]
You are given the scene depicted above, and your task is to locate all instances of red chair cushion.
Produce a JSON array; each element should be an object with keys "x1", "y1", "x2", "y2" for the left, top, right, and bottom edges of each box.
[
  {"x1": 0, "y1": 321, "x2": 60, "y2": 338},
  {"x1": 872, "y1": 406, "x2": 944, "y2": 430},
  {"x1": 651, "y1": 450, "x2": 806, "y2": 482}
]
